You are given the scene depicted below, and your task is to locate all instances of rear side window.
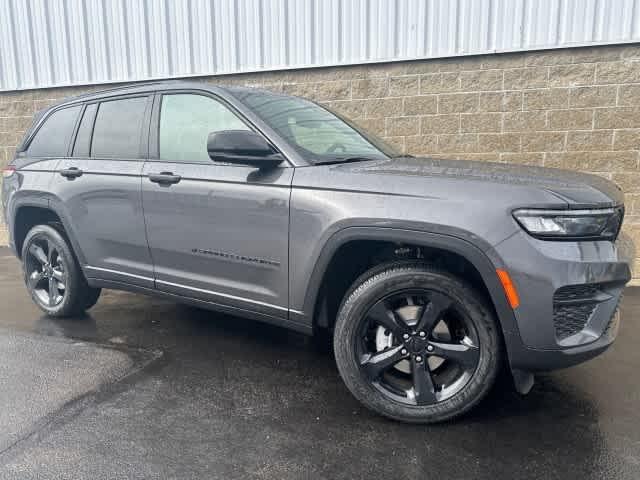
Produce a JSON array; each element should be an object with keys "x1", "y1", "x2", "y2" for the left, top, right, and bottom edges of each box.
[
  {"x1": 27, "y1": 105, "x2": 81, "y2": 157},
  {"x1": 91, "y1": 97, "x2": 148, "y2": 158}
]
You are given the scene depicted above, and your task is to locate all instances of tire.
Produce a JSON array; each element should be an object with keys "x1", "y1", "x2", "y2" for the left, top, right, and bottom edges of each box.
[
  {"x1": 21, "y1": 224, "x2": 92, "y2": 318},
  {"x1": 83, "y1": 287, "x2": 102, "y2": 310},
  {"x1": 333, "y1": 261, "x2": 501, "y2": 424}
]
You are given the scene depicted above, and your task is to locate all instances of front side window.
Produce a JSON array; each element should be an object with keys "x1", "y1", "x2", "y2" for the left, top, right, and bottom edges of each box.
[
  {"x1": 229, "y1": 89, "x2": 399, "y2": 164},
  {"x1": 27, "y1": 105, "x2": 81, "y2": 157},
  {"x1": 91, "y1": 97, "x2": 148, "y2": 158},
  {"x1": 159, "y1": 94, "x2": 249, "y2": 162}
]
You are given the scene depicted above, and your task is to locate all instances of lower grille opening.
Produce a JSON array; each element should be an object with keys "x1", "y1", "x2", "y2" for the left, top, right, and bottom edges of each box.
[
  {"x1": 553, "y1": 303, "x2": 597, "y2": 340},
  {"x1": 553, "y1": 284, "x2": 601, "y2": 340}
]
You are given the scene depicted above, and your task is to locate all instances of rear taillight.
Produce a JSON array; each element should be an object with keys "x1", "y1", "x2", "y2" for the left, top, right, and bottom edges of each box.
[{"x1": 2, "y1": 166, "x2": 16, "y2": 178}]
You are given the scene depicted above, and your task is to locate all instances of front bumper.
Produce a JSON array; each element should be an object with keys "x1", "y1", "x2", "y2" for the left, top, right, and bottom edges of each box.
[{"x1": 489, "y1": 229, "x2": 634, "y2": 372}]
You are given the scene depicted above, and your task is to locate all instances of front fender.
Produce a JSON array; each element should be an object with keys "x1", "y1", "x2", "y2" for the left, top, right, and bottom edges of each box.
[{"x1": 290, "y1": 226, "x2": 523, "y2": 369}]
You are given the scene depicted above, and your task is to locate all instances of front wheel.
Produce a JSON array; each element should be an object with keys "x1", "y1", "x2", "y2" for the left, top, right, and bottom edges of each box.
[{"x1": 333, "y1": 262, "x2": 501, "y2": 424}]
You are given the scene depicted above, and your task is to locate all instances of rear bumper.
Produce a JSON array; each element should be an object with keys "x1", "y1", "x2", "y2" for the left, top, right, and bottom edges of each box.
[{"x1": 490, "y1": 230, "x2": 634, "y2": 372}]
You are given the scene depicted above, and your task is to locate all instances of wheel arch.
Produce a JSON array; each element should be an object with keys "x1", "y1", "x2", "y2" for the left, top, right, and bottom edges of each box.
[
  {"x1": 299, "y1": 226, "x2": 522, "y2": 356},
  {"x1": 10, "y1": 195, "x2": 86, "y2": 265}
]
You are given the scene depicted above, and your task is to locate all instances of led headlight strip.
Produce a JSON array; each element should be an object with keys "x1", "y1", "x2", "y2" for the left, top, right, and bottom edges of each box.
[{"x1": 513, "y1": 207, "x2": 623, "y2": 241}]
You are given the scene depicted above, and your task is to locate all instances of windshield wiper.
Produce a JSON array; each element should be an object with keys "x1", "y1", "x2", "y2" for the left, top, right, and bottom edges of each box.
[{"x1": 314, "y1": 156, "x2": 380, "y2": 166}]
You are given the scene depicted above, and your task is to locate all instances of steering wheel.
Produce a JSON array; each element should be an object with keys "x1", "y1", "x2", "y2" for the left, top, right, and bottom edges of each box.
[{"x1": 326, "y1": 142, "x2": 347, "y2": 154}]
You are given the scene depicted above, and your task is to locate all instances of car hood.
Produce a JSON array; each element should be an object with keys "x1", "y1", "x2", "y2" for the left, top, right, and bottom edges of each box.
[{"x1": 340, "y1": 157, "x2": 624, "y2": 209}]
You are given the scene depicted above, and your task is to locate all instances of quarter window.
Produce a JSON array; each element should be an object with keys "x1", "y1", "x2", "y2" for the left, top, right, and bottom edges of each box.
[
  {"x1": 159, "y1": 94, "x2": 249, "y2": 162},
  {"x1": 91, "y1": 97, "x2": 148, "y2": 158},
  {"x1": 27, "y1": 105, "x2": 81, "y2": 157}
]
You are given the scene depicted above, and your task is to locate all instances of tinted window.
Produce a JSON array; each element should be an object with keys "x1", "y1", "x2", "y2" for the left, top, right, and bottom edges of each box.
[
  {"x1": 159, "y1": 94, "x2": 249, "y2": 162},
  {"x1": 91, "y1": 97, "x2": 148, "y2": 158},
  {"x1": 27, "y1": 105, "x2": 81, "y2": 157},
  {"x1": 72, "y1": 103, "x2": 97, "y2": 157}
]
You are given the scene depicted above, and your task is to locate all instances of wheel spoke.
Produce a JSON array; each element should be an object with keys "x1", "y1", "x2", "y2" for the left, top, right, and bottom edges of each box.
[
  {"x1": 367, "y1": 300, "x2": 410, "y2": 336},
  {"x1": 29, "y1": 244, "x2": 48, "y2": 265},
  {"x1": 411, "y1": 357, "x2": 437, "y2": 405},
  {"x1": 47, "y1": 239, "x2": 56, "y2": 263},
  {"x1": 51, "y1": 269, "x2": 64, "y2": 282},
  {"x1": 429, "y1": 341, "x2": 479, "y2": 369},
  {"x1": 415, "y1": 293, "x2": 451, "y2": 335},
  {"x1": 28, "y1": 270, "x2": 45, "y2": 290},
  {"x1": 360, "y1": 345, "x2": 405, "y2": 380},
  {"x1": 48, "y1": 277, "x2": 58, "y2": 306}
]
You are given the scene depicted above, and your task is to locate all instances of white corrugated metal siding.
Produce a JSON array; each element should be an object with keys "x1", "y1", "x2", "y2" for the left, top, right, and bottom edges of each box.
[{"x1": 1, "y1": 0, "x2": 639, "y2": 91}]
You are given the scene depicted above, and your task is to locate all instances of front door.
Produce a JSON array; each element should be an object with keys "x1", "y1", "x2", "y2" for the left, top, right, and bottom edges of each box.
[
  {"x1": 141, "y1": 92, "x2": 292, "y2": 319},
  {"x1": 49, "y1": 95, "x2": 154, "y2": 288}
]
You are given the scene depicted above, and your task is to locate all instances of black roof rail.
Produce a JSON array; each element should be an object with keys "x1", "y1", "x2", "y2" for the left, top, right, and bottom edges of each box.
[{"x1": 64, "y1": 80, "x2": 180, "y2": 102}]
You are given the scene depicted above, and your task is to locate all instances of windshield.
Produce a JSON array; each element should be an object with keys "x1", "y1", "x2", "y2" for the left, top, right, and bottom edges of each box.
[{"x1": 229, "y1": 89, "x2": 400, "y2": 164}]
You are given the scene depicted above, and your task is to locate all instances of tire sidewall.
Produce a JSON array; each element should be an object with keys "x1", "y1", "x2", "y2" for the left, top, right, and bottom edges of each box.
[{"x1": 333, "y1": 263, "x2": 500, "y2": 424}]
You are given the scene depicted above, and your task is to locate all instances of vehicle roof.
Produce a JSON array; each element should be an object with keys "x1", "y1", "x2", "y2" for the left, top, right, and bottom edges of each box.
[{"x1": 50, "y1": 80, "x2": 262, "y2": 109}]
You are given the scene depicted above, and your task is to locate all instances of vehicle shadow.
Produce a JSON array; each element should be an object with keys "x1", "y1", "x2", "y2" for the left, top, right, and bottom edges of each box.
[
  {"x1": 176, "y1": 302, "x2": 602, "y2": 423},
  {"x1": 25, "y1": 297, "x2": 615, "y2": 480},
  {"x1": 176, "y1": 303, "x2": 611, "y2": 479}
]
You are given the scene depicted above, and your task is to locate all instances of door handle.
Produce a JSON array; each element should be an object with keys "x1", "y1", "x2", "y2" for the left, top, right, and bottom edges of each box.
[
  {"x1": 60, "y1": 167, "x2": 83, "y2": 179},
  {"x1": 148, "y1": 172, "x2": 182, "y2": 185}
]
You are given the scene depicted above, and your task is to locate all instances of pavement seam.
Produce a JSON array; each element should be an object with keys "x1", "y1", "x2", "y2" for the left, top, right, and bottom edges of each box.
[{"x1": 0, "y1": 333, "x2": 163, "y2": 465}]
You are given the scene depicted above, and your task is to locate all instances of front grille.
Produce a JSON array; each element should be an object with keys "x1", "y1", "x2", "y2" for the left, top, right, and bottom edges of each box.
[{"x1": 553, "y1": 284, "x2": 601, "y2": 340}]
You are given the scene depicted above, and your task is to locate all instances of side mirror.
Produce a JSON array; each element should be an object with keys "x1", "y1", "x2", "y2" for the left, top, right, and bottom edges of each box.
[{"x1": 207, "y1": 130, "x2": 283, "y2": 168}]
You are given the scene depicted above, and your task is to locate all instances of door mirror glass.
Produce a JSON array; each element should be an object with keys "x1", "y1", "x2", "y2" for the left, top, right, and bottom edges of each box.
[{"x1": 207, "y1": 130, "x2": 283, "y2": 168}]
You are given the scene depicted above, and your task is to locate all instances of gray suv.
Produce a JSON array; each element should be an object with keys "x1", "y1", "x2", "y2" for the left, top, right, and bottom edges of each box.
[{"x1": 1, "y1": 82, "x2": 635, "y2": 423}]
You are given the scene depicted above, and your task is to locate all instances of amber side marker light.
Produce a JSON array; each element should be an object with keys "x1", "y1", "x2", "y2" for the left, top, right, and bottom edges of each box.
[{"x1": 496, "y1": 268, "x2": 520, "y2": 309}]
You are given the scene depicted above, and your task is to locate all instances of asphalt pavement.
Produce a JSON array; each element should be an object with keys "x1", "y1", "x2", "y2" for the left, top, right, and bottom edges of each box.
[{"x1": 0, "y1": 247, "x2": 638, "y2": 479}]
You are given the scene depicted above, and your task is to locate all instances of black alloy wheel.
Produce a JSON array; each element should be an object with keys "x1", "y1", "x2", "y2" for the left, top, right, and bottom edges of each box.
[
  {"x1": 333, "y1": 262, "x2": 500, "y2": 423},
  {"x1": 25, "y1": 235, "x2": 68, "y2": 308},
  {"x1": 359, "y1": 290, "x2": 480, "y2": 405},
  {"x1": 22, "y1": 224, "x2": 98, "y2": 317}
]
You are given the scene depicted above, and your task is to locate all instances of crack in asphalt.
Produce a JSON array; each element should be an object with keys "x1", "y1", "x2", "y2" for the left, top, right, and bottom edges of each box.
[{"x1": 0, "y1": 331, "x2": 163, "y2": 464}]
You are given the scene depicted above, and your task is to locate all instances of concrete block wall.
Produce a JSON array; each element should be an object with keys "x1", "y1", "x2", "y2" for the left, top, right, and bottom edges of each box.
[{"x1": 1, "y1": 43, "x2": 639, "y2": 281}]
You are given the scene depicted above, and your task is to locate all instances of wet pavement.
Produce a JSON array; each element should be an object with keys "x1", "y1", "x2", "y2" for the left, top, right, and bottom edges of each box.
[{"x1": 0, "y1": 247, "x2": 639, "y2": 479}]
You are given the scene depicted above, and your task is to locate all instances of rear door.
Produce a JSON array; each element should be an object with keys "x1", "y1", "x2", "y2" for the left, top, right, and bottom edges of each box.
[
  {"x1": 48, "y1": 95, "x2": 154, "y2": 288},
  {"x1": 141, "y1": 91, "x2": 292, "y2": 319}
]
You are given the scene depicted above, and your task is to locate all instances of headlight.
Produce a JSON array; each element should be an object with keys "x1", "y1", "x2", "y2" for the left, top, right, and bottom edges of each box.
[{"x1": 513, "y1": 207, "x2": 623, "y2": 240}]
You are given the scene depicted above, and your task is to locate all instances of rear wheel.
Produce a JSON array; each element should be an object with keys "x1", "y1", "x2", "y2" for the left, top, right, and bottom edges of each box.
[
  {"x1": 22, "y1": 224, "x2": 95, "y2": 317},
  {"x1": 333, "y1": 262, "x2": 500, "y2": 423},
  {"x1": 83, "y1": 287, "x2": 102, "y2": 310}
]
